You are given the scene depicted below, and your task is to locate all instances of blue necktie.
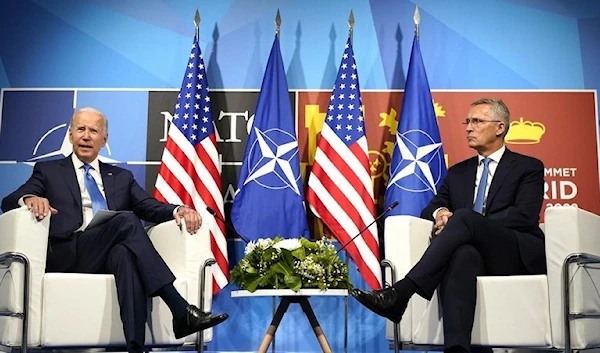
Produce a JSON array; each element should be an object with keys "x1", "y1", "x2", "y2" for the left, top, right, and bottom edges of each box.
[
  {"x1": 473, "y1": 158, "x2": 491, "y2": 214},
  {"x1": 82, "y1": 164, "x2": 107, "y2": 215}
]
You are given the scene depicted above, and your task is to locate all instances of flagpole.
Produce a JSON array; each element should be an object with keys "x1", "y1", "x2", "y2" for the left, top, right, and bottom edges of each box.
[
  {"x1": 344, "y1": 11, "x2": 355, "y2": 353},
  {"x1": 272, "y1": 13, "x2": 282, "y2": 353},
  {"x1": 275, "y1": 9, "x2": 281, "y2": 38},
  {"x1": 269, "y1": 6, "x2": 280, "y2": 339},
  {"x1": 348, "y1": 10, "x2": 354, "y2": 44},
  {"x1": 269, "y1": 22, "x2": 278, "y2": 330},
  {"x1": 414, "y1": 5, "x2": 420, "y2": 40},
  {"x1": 194, "y1": 9, "x2": 200, "y2": 40}
]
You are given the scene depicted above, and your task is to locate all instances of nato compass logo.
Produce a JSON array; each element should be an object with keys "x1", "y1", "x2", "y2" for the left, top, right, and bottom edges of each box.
[
  {"x1": 27, "y1": 123, "x2": 118, "y2": 164},
  {"x1": 388, "y1": 129, "x2": 444, "y2": 194},
  {"x1": 241, "y1": 127, "x2": 302, "y2": 195}
]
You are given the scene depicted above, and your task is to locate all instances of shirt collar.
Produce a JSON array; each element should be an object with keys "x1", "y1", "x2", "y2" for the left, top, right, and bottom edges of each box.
[
  {"x1": 478, "y1": 144, "x2": 506, "y2": 165},
  {"x1": 71, "y1": 153, "x2": 101, "y2": 172}
]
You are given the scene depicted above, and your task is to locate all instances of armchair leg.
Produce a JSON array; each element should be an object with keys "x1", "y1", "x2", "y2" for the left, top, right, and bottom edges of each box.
[
  {"x1": 0, "y1": 252, "x2": 30, "y2": 353},
  {"x1": 197, "y1": 258, "x2": 216, "y2": 353},
  {"x1": 381, "y1": 259, "x2": 401, "y2": 353},
  {"x1": 563, "y1": 252, "x2": 600, "y2": 353}
]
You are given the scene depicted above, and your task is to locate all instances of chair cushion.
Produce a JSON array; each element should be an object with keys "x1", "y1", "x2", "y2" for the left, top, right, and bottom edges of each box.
[
  {"x1": 412, "y1": 275, "x2": 552, "y2": 347},
  {"x1": 41, "y1": 273, "x2": 186, "y2": 347}
]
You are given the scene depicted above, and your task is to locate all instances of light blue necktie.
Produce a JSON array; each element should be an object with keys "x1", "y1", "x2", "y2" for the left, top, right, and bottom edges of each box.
[
  {"x1": 473, "y1": 158, "x2": 491, "y2": 214},
  {"x1": 82, "y1": 164, "x2": 107, "y2": 215}
]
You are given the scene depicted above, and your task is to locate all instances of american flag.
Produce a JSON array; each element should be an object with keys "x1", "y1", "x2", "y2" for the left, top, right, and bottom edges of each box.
[
  {"x1": 306, "y1": 38, "x2": 382, "y2": 290},
  {"x1": 154, "y1": 38, "x2": 228, "y2": 293}
]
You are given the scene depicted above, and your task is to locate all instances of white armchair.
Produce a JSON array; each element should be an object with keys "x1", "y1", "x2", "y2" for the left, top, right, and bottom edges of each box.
[
  {"x1": 0, "y1": 207, "x2": 217, "y2": 353},
  {"x1": 382, "y1": 206, "x2": 600, "y2": 353}
]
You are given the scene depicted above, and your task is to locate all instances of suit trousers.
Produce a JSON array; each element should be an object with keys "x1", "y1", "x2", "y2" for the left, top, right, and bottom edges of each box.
[
  {"x1": 67, "y1": 212, "x2": 176, "y2": 350},
  {"x1": 402, "y1": 209, "x2": 528, "y2": 352}
]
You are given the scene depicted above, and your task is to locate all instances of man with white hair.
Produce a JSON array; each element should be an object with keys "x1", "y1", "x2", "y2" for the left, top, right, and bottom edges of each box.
[{"x1": 2, "y1": 107, "x2": 228, "y2": 353}]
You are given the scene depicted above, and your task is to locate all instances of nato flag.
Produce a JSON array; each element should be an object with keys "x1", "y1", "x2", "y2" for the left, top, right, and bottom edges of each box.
[
  {"x1": 230, "y1": 35, "x2": 309, "y2": 240},
  {"x1": 385, "y1": 36, "x2": 447, "y2": 217}
]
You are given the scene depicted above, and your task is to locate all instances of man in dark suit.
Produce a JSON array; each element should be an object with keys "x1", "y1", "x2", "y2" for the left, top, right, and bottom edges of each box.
[
  {"x1": 1, "y1": 107, "x2": 228, "y2": 353},
  {"x1": 351, "y1": 98, "x2": 545, "y2": 353}
]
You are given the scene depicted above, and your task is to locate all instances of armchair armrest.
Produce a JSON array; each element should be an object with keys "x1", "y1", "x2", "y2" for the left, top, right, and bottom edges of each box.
[
  {"x1": 544, "y1": 206, "x2": 600, "y2": 349},
  {"x1": 146, "y1": 219, "x2": 214, "y2": 313},
  {"x1": 0, "y1": 207, "x2": 50, "y2": 346},
  {"x1": 147, "y1": 218, "x2": 217, "y2": 345},
  {"x1": 147, "y1": 220, "x2": 188, "y2": 279},
  {"x1": 383, "y1": 215, "x2": 433, "y2": 343},
  {"x1": 383, "y1": 215, "x2": 433, "y2": 281}
]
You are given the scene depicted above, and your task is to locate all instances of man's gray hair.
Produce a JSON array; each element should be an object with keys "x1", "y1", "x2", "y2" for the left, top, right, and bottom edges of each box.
[
  {"x1": 470, "y1": 98, "x2": 510, "y2": 136},
  {"x1": 70, "y1": 107, "x2": 109, "y2": 133}
]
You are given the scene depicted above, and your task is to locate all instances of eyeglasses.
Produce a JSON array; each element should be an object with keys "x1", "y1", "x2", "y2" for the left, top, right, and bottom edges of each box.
[{"x1": 462, "y1": 118, "x2": 501, "y2": 127}]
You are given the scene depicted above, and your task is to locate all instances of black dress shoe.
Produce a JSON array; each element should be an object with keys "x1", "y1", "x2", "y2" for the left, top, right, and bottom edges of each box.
[
  {"x1": 350, "y1": 287, "x2": 407, "y2": 323},
  {"x1": 172, "y1": 305, "x2": 229, "y2": 339}
]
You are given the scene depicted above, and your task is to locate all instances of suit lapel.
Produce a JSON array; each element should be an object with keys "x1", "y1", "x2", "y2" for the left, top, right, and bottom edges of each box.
[
  {"x1": 99, "y1": 162, "x2": 114, "y2": 210},
  {"x1": 60, "y1": 156, "x2": 82, "y2": 211},
  {"x1": 462, "y1": 157, "x2": 478, "y2": 209},
  {"x1": 485, "y1": 149, "x2": 516, "y2": 209}
]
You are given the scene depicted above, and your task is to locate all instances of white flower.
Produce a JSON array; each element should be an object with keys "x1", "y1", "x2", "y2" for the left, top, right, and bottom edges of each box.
[
  {"x1": 244, "y1": 238, "x2": 275, "y2": 255},
  {"x1": 244, "y1": 241, "x2": 258, "y2": 255},
  {"x1": 257, "y1": 238, "x2": 275, "y2": 249},
  {"x1": 272, "y1": 238, "x2": 302, "y2": 251}
]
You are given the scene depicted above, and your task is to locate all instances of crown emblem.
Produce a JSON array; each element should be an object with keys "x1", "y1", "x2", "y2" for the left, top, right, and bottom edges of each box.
[{"x1": 505, "y1": 117, "x2": 545, "y2": 144}]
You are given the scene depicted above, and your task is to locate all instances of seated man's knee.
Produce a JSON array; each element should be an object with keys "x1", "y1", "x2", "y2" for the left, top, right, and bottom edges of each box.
[
  {"x1": 107, "y1": 244, "x2": 135, "y2": 267},
  {"x1": 449, "y1": 244, "x2": 483, "y2": 269},
  {"x1": 445, "y1": 208, "x2": 483, "y2": 230},
  {"x1": 450, "y1": 208, "x2": 477, "y2": 221},
  {"x1": 110, "y1": 212, "x2": 146, "y2": 236},
  {"x1": 113, "y1": 212, "x2": 142, "y2": 226},
  {"x1": 452, "y1": 244, "x2": 479, "y2": 259}
]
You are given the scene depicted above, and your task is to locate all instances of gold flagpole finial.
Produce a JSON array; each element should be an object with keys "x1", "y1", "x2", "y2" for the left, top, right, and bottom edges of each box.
[
  {"x1": 275, "y1": 9, "x2": 282, "y2": 38},
  {"x1": 413, "y1": 6, "x2": 421, "y2": 40},
  {"x1": 194, "y1": 9, "x2": 200, "y2": 40},
  {"x1": 348, "y1": 10, "x2": 355, "y2": 43}
]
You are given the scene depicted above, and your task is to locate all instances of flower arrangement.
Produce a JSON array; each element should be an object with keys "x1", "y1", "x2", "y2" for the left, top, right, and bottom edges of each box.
[{"x1": 230, "y1": 237, "x2": 352, "y2": 292}]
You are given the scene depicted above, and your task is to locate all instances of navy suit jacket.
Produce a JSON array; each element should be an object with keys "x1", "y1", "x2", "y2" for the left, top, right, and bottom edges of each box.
[
  {"x1": 421, "y1": 148, "x2": 546, "y2": 274},
  {"x1": 1, "y1": 156, "x2": 176, "y2": 271}
]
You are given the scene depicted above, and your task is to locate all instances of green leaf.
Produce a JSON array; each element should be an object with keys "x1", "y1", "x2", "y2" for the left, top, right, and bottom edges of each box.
[
  {"x1": 291, "y1": 246, "x2": 306, "y2": 260},
  {"x1": 284, "y1": 274, "x2": 302, "y2": 292},
  {"x1": 271, "y1": 261, "x2": 293, "y2": 276},
  {"x1": 301, "y1": 238, "x2": 318, "y2": 250},
  {"x1": 263, "y1": 248, "x2": 277, "y2": 262},
  {"x1": 246, "y1": 275, "x2": 264, "y2": 292},
  {"x1": 260, "y1": 270, "x2": 275, "y2": 287},
  {"x1": 279, "y1": 249, "x2": 294, "y2": 265}
]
